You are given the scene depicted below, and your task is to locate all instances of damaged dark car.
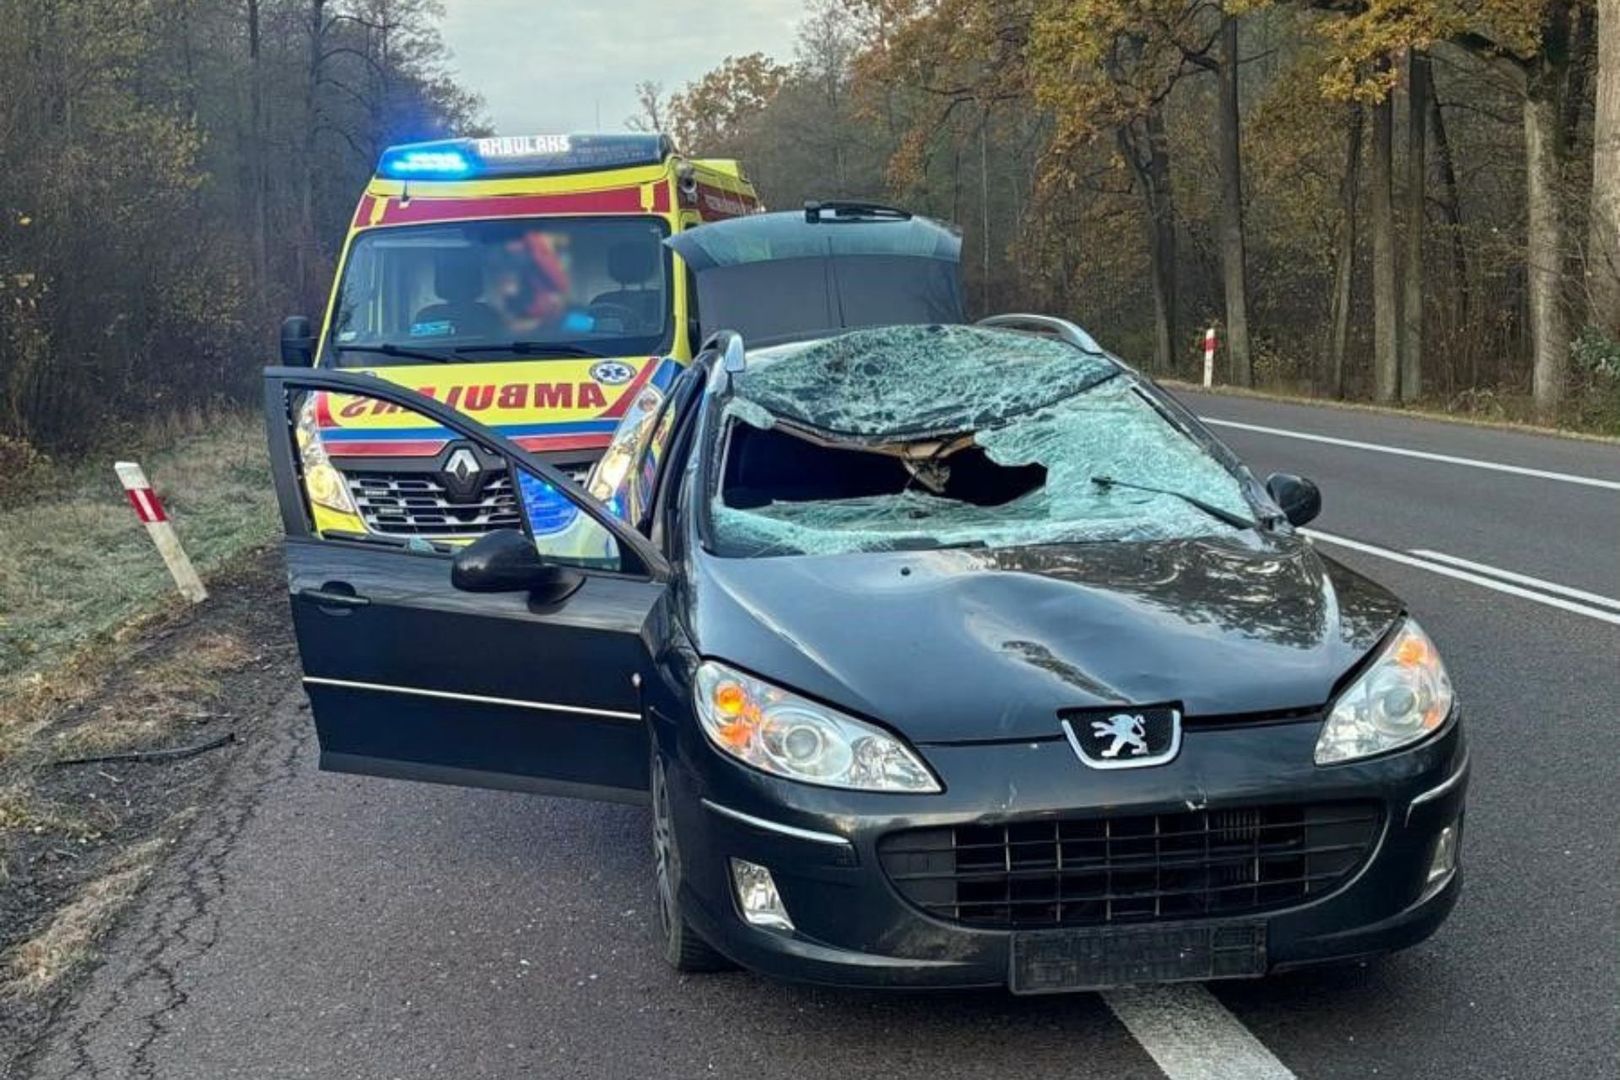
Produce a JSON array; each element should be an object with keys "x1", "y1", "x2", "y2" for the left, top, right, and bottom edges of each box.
[{"x1": 266, "y1": 206, "x2": 1467, "y2": 994}]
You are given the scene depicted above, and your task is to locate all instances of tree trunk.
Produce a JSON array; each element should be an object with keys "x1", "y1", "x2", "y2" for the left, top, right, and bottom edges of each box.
[
  {"x1": 1120, "y1": 112, "x2": 1179, "y2": 374},
  {"x1": 1370, "y1": 80, "x2": 1400, "y2": 403},
  {"x1": 1217, "y1": 13, "x2": 1253, "y2": 386},
  {"x1": 1426, "y1": 68, "x2": 1469, "y2": 326},
  {"x1": 1525, "y1": 68, "x2": 1569, "y2": 421},
  {"x1": 248, "y1": 0, "x2": 268, "y2": 298},
  {"x1": 1590, "y1": 0, "x2": 1620, "y2": 335},
  {"x1": 299, "y1": 0, "x2": 326, "y2": 309},
  {"x1": 1328, "y1": 105, "x2": 1362, "y2": 400},
  {"x1": 1402, "y1": 50, "x2": 1427, "y2": 402}
]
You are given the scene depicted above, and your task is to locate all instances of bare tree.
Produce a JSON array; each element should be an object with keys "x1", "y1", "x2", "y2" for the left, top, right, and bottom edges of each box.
[
  {"x1": 1216, "y1": 11, "x2": 1252, "y2": 386},
  {"x1": 1590, "y1": 0, "x2": 1620, "y2": 336},
  {"x1": 1370, "y1": 74, "x2": 1400, "y2": 404},
  {"x1": 1328, "y1": 104, "x2": 1363, "y2": 400},
  {"x1": 1402, "y1": 49, "x2": 1427, "y2": 402},
  {"x1": 627, "y1": 81, "x2": 666, "y2": 132}
]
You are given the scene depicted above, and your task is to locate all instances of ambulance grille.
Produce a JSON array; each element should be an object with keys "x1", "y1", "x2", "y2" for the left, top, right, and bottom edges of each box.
[{"x1": 346, "y1": 472, "x2": 521, "y2": 537}]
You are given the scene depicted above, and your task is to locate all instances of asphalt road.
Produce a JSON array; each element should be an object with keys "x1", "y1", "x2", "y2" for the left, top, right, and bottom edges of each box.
[{"x1": 22, "y1": 391, "x2": 1620, "y2": 1080}]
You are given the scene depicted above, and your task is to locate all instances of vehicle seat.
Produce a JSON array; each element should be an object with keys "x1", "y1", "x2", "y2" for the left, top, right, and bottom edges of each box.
[
  {"x1": 588, "y1": 242, "x2": 662, "y2": 330},
  {"x1": 413, "y1": 249, "x2": 503, "y2": 339}
]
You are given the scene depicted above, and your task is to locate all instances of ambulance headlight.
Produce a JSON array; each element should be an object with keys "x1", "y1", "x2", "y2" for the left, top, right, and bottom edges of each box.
[{"x1": 296, "y1": 396, "x2": 358, "y2": 516}]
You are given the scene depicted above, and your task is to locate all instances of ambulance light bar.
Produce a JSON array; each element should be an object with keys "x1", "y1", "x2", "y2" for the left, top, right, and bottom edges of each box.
[{"x1": 377, "y1": 134, "x2": 674, "y2": 181}]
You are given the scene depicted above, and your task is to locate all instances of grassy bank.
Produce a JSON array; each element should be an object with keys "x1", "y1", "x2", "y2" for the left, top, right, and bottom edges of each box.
[
  {"x1": 0, "y1": 410, "x2": 279, "y2": 688},
  {"x1": 0, "y1": 411, "x2": 289, "y2": 1045}
]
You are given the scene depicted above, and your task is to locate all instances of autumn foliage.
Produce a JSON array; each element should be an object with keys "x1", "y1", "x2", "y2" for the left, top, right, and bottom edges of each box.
[{"x1": 665, "y1": 0, "x2": 1620, "y2": 428}]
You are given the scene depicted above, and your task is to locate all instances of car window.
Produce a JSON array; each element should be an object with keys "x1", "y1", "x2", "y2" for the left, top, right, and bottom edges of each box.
[
  {"x1": 326, "y1": 216, "x2": 672, "y2": 364},
  {"x1": 292, "y1": 385, "x2": 619, "y2": 570},
  {"x1": 627, "y1": 398, "x2": 680, "y2": 529},
  {"x1": 706, "y1": 325, "x2": 1256, "y2": 557},
  {"x1": 667, "y1": 210, "x2": 964, "y2": 346}
]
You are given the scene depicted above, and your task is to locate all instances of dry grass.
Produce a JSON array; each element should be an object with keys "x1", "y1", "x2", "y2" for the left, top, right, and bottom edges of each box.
[
  {"x1": 2, "y1": 838, "x2": 165, "y2": 997},
  {"x1": 0, "y1": 408, "x2": 277, "y2": 692},
  {"x1": 47, "y1": 631, "x2": 252, "y2": 761},
  {"x1": 0, "y1": 787, "x2": 105, "y2": 842}
]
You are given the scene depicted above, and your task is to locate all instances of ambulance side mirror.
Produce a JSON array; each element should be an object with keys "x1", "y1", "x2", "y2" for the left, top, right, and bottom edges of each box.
[{"x1": 280, "y1": 316, "x2": 315, "y2": 367}]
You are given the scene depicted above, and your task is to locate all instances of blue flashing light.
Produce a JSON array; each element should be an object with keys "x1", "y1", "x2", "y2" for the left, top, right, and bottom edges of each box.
[
  {"x1": 375, "y1": 133, "x2": 672, "y2": 182},
  {"x1": 382, "y1": 147, "x2": 473, "y2": 178}
]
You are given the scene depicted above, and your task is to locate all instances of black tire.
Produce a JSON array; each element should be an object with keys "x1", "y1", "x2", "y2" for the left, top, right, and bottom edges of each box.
[{"x1": 650, "y1": 749, "x2": 731, "y2": 973}]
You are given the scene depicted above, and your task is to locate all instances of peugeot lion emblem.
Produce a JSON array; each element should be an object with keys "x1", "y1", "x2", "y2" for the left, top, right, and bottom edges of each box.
[
  {"x1": 445, "y1": 447, "x2": 481, "y2": 484},
  {"x1": 1062, "y1": 705, "x2": 1182, "y2": 770},
  {"x1": 1091, "y1": 714, "x2": 1149, "y2": 758}
]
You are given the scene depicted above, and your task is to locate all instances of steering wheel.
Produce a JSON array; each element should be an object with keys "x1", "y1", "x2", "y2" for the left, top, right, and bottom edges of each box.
[{"x1": 585, "y1": 301, "x2": 639, "y2": 330}]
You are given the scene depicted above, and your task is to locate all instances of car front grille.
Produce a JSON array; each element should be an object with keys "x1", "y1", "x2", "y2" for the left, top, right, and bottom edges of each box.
[
  {"x1": 346, "y1": 471, "x2": 521, "y2": 537},
  {"x1": 878, "y1": 802, "x2": 1381, "y2": 929}
]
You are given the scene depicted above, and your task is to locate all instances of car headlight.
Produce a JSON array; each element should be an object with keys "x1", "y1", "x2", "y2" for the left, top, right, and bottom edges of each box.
[
  {"x1": 296, "y1": 395, "x2": 358, "y2": 515},
  {"x1": 694, "y1": 660, "x2": 941, "y2": 792},
  {"x1": 1315, "y1": 619, "x2": 1454, "y2": 765}
]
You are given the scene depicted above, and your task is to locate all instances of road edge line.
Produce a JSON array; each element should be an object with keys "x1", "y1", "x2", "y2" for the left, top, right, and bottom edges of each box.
[
  {"x1": 1199, "y1": 418, "x2": 1620, "y2": 491},
  {"x1": 1305, "y1": 530, "x2": 1620, "y2": 626}
]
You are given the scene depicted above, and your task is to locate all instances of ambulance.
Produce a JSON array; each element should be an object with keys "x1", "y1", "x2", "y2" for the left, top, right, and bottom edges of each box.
[{"x1": 278, "y1": 132, "x2": 759, "y2": 546}]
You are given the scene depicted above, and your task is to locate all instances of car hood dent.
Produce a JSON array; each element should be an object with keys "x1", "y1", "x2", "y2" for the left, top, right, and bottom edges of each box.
[{"x1": 687, "y1": 533, "x2": 1403, "y2": 743}]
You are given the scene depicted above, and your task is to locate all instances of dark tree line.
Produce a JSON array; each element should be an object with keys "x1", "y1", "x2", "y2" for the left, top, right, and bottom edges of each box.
[{"x1": 0, "y1": 0, "x2": 480, "y2": 458}]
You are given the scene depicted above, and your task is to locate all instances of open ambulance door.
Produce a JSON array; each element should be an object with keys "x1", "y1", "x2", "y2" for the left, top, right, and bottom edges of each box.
[{"x1": 264, "y1": 367, "x2": 669, "y2": 804}]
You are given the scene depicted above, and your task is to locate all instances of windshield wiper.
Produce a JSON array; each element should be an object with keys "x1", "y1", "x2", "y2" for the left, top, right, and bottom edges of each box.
[
  {"x1": 332, "y1": 342, "x2": 458, "y2": 365},
  {"x1": 1090, "y1": 476, "x2": 1255, "y2": 530},
  {"x1": 454, "y1": 341, "x2": 604, "y2": 358}
]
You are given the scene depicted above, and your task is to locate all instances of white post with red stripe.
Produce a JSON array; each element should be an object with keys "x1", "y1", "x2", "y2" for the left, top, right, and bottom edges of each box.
[
  {"x1": 114, "y1": 461, "x2": 207, "y2": 604},
  {"x1": 1202, "y1": 326, "x2": 1218, "y2": 388}
]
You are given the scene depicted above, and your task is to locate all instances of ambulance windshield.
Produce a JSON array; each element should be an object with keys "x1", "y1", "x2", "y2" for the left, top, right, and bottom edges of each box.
[{"x1": 326, "y1": 216, "x2": 672, "y2": 365}]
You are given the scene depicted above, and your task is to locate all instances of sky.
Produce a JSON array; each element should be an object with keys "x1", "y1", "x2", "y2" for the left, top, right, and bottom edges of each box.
[{"x1": 439, "y1": 1, "x2": 806, "y2": 135}]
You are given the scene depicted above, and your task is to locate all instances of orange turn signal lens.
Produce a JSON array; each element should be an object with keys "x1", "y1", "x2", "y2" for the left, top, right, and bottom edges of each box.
[
  {"x1": 1394, "y1": 634, "x2": 1430, "y2": 667},
  {"x1": 714, "y1": 681, "x2": 749, "y2": 717}
]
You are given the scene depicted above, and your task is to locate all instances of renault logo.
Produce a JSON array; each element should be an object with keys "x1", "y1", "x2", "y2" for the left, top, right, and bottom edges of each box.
[{"x1": 445, "y1": 447, "x2": 480, "y2": 484}]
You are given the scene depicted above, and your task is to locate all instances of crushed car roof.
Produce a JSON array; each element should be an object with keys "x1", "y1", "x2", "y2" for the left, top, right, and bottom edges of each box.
[{"x1": 730, "y1": 325, "x2": 1119, "y2": 440}]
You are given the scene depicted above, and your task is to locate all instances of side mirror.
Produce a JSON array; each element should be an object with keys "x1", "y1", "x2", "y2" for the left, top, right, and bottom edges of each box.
[
  {"x1": 1265, "y1": 473, "x2": 1322, "y2": 528},
  {"x1": 451, "y1": 528, "x2": 580, "y2": 601},
  {"x1": 280, "y1": 315, "x2": 315, "y2": 367}
]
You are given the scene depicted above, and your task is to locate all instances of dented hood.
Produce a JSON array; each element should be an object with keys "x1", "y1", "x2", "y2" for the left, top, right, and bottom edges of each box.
[{"x1": 686, "y1": 533, "x2": 1403, "y2": 743}]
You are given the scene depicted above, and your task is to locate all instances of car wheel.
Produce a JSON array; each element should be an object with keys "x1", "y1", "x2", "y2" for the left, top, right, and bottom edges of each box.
[{"x1": 650, "y1": 748, "x2": 731, "y2": 973}]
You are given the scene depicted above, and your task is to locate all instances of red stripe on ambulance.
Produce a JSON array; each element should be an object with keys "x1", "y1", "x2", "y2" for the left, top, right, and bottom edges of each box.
[{"x1": 363, "y1": 187, "x2": 652, "y2": 227}]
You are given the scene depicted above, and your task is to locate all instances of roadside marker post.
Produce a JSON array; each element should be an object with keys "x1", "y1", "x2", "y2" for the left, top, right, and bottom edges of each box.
[
  {"x1": 114, "y1": 461, "x2": 208, "y2": 604},
  {"x1": 1202, "y1": 326, "x2": 1218, "y2": 388}
]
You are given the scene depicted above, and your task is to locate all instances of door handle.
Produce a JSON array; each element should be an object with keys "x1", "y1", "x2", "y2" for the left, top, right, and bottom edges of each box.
[{"x1": 299, "y1": 585, "x2": 370, "y2": 609}]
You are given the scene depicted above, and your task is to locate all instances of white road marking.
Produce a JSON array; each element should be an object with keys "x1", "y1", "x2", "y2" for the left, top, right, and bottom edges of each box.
[
  {"x1": 1199, "y1": 417, "x2": 1620, "y2": 491},
  {"x1": 1409, "y1": 549, "x2": 1620, "y2": 612},
  {"x1": 1102, "y1": 985, "x2": 1296, "y2": 1080},
  {"x1": 1305, "y1": 530, "x2": 1620, "y2": 626}
]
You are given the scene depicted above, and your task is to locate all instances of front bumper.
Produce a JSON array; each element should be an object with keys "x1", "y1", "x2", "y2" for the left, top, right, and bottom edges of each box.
[{"x1": 667, "y1": 716, "x2": 1469, "y2": 991}]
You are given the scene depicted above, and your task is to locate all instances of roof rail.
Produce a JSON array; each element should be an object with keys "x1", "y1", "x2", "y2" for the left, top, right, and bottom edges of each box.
[
  {"x1": 804, "y1": 199, "x2": 912, "y2": 223},
  {"x1": 976, "y1": 314, "x2": 1107, "y2": 356}
]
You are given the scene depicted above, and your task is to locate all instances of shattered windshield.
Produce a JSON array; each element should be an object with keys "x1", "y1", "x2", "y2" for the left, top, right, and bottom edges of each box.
[{"x1": 709, "y1": 325, "x2": 1256, "y2": 557}]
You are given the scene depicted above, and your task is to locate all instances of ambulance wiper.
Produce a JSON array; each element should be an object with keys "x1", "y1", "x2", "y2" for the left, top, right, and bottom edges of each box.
[
  {"x1": 1090, "y1": 476, "x2": 1255, "y2": 530},
  {"x1": 454, "y1": 342, "x2": 604, "y2": 358},
  {"x1": 333, "y1": 342, "x2": 459, "y2": 365}
]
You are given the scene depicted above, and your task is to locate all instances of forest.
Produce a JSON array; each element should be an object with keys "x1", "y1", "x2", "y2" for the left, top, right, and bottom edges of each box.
[
  {"x1": 654, "y1": 0, "x2": 1620, "y2": 432},
  {"x1": 4, "y1": 0, "x2": 1620, "y2": 477},
  {"x1": 0, "y1": 0, "x2": 478, "y2": 464}
]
